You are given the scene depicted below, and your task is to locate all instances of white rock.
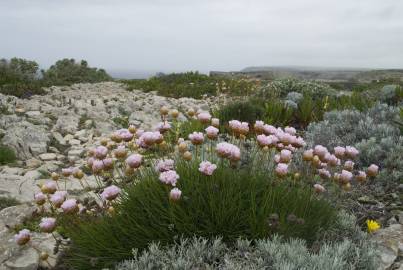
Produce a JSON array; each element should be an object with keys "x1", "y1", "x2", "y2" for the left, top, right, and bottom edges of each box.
[{"x1": 38, "y1": 153, "x2": 57, "y2": 161}]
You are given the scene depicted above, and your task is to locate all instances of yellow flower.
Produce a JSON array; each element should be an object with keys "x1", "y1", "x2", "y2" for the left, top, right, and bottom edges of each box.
[{"x1": 366, "y1": 219, "x2": 380, "y2": 233}]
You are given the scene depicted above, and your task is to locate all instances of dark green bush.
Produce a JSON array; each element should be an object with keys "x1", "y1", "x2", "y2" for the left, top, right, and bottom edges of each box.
[
  {"x1": 0, "y1": 196, "x2": 20, "y2": 210},
  {"x1": 41, "y1": 59, "x2": 111, "y2": 86},
  {"x1": 0, "y1": 145, "x2": 17, "y2": 165},
  {"x1": 215, "y1": 99, "x2": 265, "y2": 124},
  {"x1": 63, "y1": 153, "x2": 336, "y2": 269}
]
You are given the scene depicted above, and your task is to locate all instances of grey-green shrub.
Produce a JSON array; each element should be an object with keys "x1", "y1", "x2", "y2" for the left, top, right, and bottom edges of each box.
[{"x1": 117, "y1": 213, "x2": 378, "y2": 270}]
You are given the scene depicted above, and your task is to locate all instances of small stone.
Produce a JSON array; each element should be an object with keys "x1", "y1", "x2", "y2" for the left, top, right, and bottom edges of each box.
[
  {"x1": 39, "y1": 153, "x2": 57, "y2": 161},
  {"x1": 25, "y1": 158, "x2": 42, "y2": 169},
  {"x1": 358, "y1": 195, "x2": 378, "y2": 205}
]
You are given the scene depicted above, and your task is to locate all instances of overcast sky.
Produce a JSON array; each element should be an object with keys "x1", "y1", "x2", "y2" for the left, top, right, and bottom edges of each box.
[{"x1": 1, "y1": 0, "x2": 403, "y2": 74}]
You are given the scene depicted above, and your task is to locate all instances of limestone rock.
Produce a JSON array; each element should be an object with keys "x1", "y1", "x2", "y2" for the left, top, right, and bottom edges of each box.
[
  {"x1": 39, "y1": 153, "x2": 57, "y2": 161},
  {"x1": 373, "y1": 224, "x2": 403, "y2": 270}
]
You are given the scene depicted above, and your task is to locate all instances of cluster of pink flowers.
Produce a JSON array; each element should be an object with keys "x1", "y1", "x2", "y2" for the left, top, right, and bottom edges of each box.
[
  {"x1": 126, "y1": 154, "x2": 143, "y2": 169},
  {"x1": 156, "y1": 159, "x2": 175, "y2": 172},
  {"x1": 136, "y1": 131, "x2": 163, "y2": 148},
  {"x1": 199, "y1": 161, "x2": 217, "y2": 176},
  {"x1": 205, "y1": 126, "x2": 219, "y2": 139},
  {"x1": 39, "y1": 217, "x2": 57, "y2": 233},
  {"x1": 216, "y1": 142, "x2": 241, "y2": 161},
  {"x1": 229, "y1": 120, "x2": 249, "y2": 135},
  {"x1": 197, "y1": 112, "x2": 212, "y2": 124},
  {"x1": 189, "y1": 132, "x2": 204, "y2": 145},
  {"x1": 50, "y1": 191, "x2": 68, "y2": 207},
  {"x1": 101, "y1": 185, "x2": 121, "y2": 201},
  {"x1": 14, "y1": 229, "x2": 31, "y2": 245},
  {"x1": 159, "y1": 170, "x2": 180, "y2": 186},
  {"x1": 61, "y1": 199, "x2": 78, "y2": 214},
  {"x1": 155, "y1": 122, "x2": 171, "y2": 133}
]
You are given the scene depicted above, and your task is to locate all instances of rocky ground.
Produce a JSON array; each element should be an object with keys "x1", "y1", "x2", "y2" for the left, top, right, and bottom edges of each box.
[{"x1": 0, "y1": 82, "x2": 401, "y2": 269}]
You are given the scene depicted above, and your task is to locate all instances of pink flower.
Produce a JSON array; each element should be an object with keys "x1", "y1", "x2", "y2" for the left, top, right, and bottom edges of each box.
[
  {"x1": 39, "y1": 217, "x2": 56, "y2": 233},
  {"x1": 169, "y1": 188, "x2": 182, "y2": 201},
  {"x1": 263, "y1": 124, "x2": 277, "y2": 135},
  {"x1": 318, "y1": 169, "x2": 331, "y2": 179},
  {"x1": 211, "y1": 118, "x2": 220, "y2": 127},
  {"x1": 340, "y1": 170, "x2": 353, "y2": 184},
  {"x1": 116, "y1": 129, "x2": 134, "y2": 142},
  {"x1": 314, "y1": 145, "x2": 328, "y2": 159},
  {"x1": 102, "y1": 158, "x2": 114, "y2": 170},
  {"x1": 101, "y1": 185, "x2": 121, "y2": 201},
  {"x1": 159, "y1": 170, "x2": 180, "y2": 186},
  {"x1": 205, "y1": 126, "x2": 219, "y2": 139},
  {"x1": 139, "y1": 131, "x2": 163, "y2": 146},
  {"x1": 327, "y1": 154, "x2": 339, "y2": 166},
  {"x1": 189, "y1": 132, "x2": 204, "y2": 145},
  {"x1": 14, "y1": 229, "x2": 31, "y2": 245},
  {"x1": 345, "y1": 146, "x2": 359, "y2": 159},
  {"x1": 95, "y1": 146, "x2": 108, "y2": 159},
  {"x1": 229, "y1": 120, "x2": 249, "y2": 135},
  {"x1": 156, "y1": 159, "x2": 175, "y2": 172},
  {"x1": 136, "y1": 129, "x2": 144, "y2": 137},
  {"x1": 356, "y1": 171, "x2": 367, "y2": 182},
  {"x1": 303, "y1": 149, "x2": 314, "y2": 161},
  {"x1": 280, "y1": 149, "x2": 292, "y2": 163},
  {"x1": 285, "y1": 126, "x2": 296, "y2": 135},
  {"x1": 155, "y1": 122, "x2": 171, "y2": 133},
  {"x1": 367, "y1": 164, "x2": 379, "y2": 177},
  {"x1": 42, "y1": 181, "x2": 57, "y2": 194},
  {"x1": 87, "y1": 157, "x2": 95, "y2": 167},
  {"x1": 344, "y1": 160, "x2": 355, "y2": 171},
  {"x1": 61, "y1": 199, "x2": 78, "y2": 214},
  {"x1": 34, "y1": 192, "x2": 46, "y2": 205},
  {"x1": 314, "y1": 184, "x2": 326, "y2": 193},
  {"x1": 216, "y1": 142, "x2": 241, "y2": 161},
  {"x1": 61, "y1": 167, "x2": 73, "y2": 177},
  {"x1": 114, "y1": 145, "x2": 127, "y2": 159},
  {"x1": 50, "y1": 191, "x2": 67, "y2": 207},
  {"x1": 274, "y1": 154, "x2": 281, "y2": 163},
  {"x1": 92, "y1": 159, "x2": 105, "y2": 173},
  {"x1": 126, "y1": 154, "x2": 143, "y2": 168},
  {"x1": 292, "y1": 137, "x2": 306, "y2": 148},
  {"x1": 257, "y1": 134, "x2": 271, "y2": 147},
  {"x1": 275, "y1": 163, "x2": 288, "y2": 177},
  {"x1": 199, "y1": 161, "x2": 217, "y2": 176},
  {"x1": 277, "y1": 132, "x2": 293, "y2": 145},
  {"x1": 334, "y1": 146, "x2": 345, "y2": 158},
  {"x1": 197, "y1": 112, "x2": 212, "y2": 123}
]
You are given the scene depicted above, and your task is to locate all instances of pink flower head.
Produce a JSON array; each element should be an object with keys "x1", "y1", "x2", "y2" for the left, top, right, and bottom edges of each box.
[
  {"x1": 211, "y1": 118, "x2": 220, "y2": 127},
  {"x1": 101, "y1": 185, "x2": 121, "y2": 201},
  {"x1": 115, "y1": 129, "x2": 134, "y2": 142},
  {"x1": 318, "y1": 168, "x2": 331, "y2": 179},
  {"x1": 327, "y1": 154, "x2": 339, "y2": 167},
  {"x1": 367, "y1": 164, "x2": 379, "y2": 177},
  {"x1": 61, "y1": 167, "x2": 73, "y2": 177},
  {"x1": 274, "y1": 154, "x2": 281, "y2": 163},
  {"x1": 159, "y1": 170, "x2": 180, "y2": 186},
  {"x1": 61, "y1": 199, "x2": 78, "y2": 214},
  {"x1": 42, "y1": 181, "x2": 57, "y2": 194},
  {"x1": 344, "y1": 160, "x2": 355, "y2": 171},
  {"x1": 139, "y1": 131, "x2": 163, "y2": 146},
  {"x1": 169, "y1": 188, "x2": 182, "y2": 201},
  {"x1": 334, "y1": 146, "x2": 345, "y2": 158},
  {"x1": 87, "y1": 157, "x2": 95, "y2": 167},
  {"x1": 94, "y1": 146, "x2": 108, "y2": 159},
  {"x1": 199, "y1": 161, "x2": 217, "y2": 176},
  {"x1": 197, "y1": 112, "x2": 212, "y2": 123},
  {"x1": 114, "y1": 145, "x2": 127, "y2": 159},
  {"x1": 34, "y1": 192, "x2": 46, "y2": 205},
  {"x1": 280, "y1": 149, "x2": 292, "y2": 163},
  {"x1": 314, "y1": 184, "x2": 326, "y2": 193},
  {"x1": 155, "y1": 122, "x2": 171, "y2": 133},
  {"x1": 92, "y1": 159, "x2": 105, "y2": 173},
  {"x1": 356, "y1": 171, "x2": 367, "y2": 182},
  {"x1": 257, "y1": 134, "x2": 271, "y2": 147},
  {"x1": 340, "y1": 170, "x2": 353, "y2": 184},
  {"x1": 216, "y1": 142, "x2": 241, "y2": 161},
  {"x1": 285, "y1": 126, "x2": 296, "y2": 135},
  {"x1": 14, "y1": 229, "x2": 31, "y2": 245},
  {"x1": 314, "y1": 145, "x2": 328, "y2": 159},
  {"x1": 50, "y1": 191, "x2": 67, "y2": 207},
  {"x1": 205, "y1": 126, "x2": 219, "y2": 139},
  {"x1": 275, "y1": 163, "x2": 288, "y2": 176},
  {"x1": 39, "y1": 217, "x2": 56, "y2": 233},
  {"x1": 155, "y1": 159, "x2": 175, "y2": 172},
  {"x1": 263, "y1": 124, "x2": 277, "y2": 135},
  {"x1": 277, "y1": 132, "x2": 293, "y2": 145},
  {"x1": 102, "y1": 158, "x2": 114, "y2": 170},
  {"x1": 136, "y1": 129, "x2": 144, "y2": 137},
  {"x1": 254, "y1": 120, "x2": 265, "y2": 133},
  {"x1": 229, "y1": 120, "x2": 249, "y2": 135},
  {"x1": 189, "y1": 132, "x2": 204, "y2": 145},
  {"x1": 126, "y1": 154, "x2": 143, "y2": 169},
  {"x1": 345, "y1": 146, "x2": 359, "y2": 159},
  {"x1": 292, "y1": 137, "x2": 306, "y2": 148}
]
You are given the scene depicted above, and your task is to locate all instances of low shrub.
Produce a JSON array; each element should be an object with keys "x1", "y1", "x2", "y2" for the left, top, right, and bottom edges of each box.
[
  {"x1": 215, "y1": 99, "x2": 265, "y2": 124},
  {"x1": 117, "y1": 213, "x2": 378, "y2": 270},
  {"x1": 0, "y1": 145, "x2": 17, "y2": 165},
  {"x1": 0, "y1": 196, "x2": 20, "y2": 210}
]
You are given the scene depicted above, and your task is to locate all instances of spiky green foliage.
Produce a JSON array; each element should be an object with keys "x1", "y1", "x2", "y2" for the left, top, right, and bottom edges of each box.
[
  {"x1": 215, "y1": 99, "x2": 265, "y2": 124},
  {"x1": 117, "y1": 213, "x2": 378, "y2": 270},
  {"x1": 63, "y1": 148, "x2": 336, "y2": 269}
]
